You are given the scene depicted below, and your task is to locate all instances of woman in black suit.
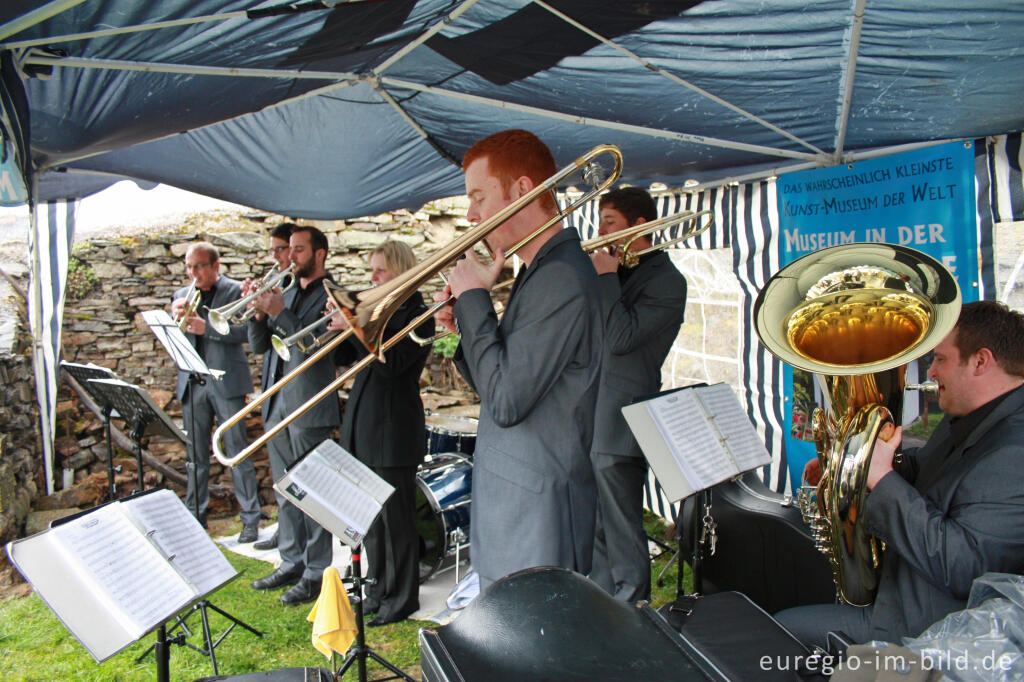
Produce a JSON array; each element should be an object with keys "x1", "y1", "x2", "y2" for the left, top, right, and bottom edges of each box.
[{"x1": 330, "y1": 240, "x2": 434, "y2": 625}]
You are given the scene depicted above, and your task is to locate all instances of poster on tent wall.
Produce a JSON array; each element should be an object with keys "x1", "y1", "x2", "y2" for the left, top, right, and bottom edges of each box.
[{"x1": 775, "y1": 140, "x2": 980, "y2": 491}]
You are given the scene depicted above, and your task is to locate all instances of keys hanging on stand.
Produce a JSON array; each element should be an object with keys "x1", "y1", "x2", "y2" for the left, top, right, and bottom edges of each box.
[{"x1": 699, "y1": 503, "x2": 718, "y2": 557}]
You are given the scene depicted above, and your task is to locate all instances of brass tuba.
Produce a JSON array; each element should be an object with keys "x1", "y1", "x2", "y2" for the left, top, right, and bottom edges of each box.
[{"x1": 753, "y1": 243, "x2": 960, "y2": 605}]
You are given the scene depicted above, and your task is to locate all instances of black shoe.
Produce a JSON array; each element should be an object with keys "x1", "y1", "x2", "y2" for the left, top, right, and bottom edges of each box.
[
  {"x1": 251, "y1": 565, "x2": 304, "y2": 591},
  {"x1": 238, "y1": 522, "x2": 259, "y2": 544},
  {"x1": 254, "y1": 528, "x2": 279, "y2": 551},
  {"x1": 281, "y1": 576, "x2": 322, "y2": 605}
]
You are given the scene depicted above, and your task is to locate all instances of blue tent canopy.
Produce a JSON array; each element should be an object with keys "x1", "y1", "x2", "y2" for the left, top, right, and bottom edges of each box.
[{"x1": 2, "y1": 0, "x2": 1021, "y2": 217}]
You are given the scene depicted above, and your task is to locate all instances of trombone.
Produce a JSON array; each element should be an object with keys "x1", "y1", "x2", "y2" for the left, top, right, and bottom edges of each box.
[
  {"x1": 208, "y1": 264, "x2": 296, "y2": 335},
  {"x1": 213, "y1": 144, "x2": 623, "y2": 468},
  {"x1": 271, "y1": 309, "x2": 341, "y2": 362},
  {"x1": 409, "y1": 208, "x2": 713, "y2": 347},
  {"x1": 173, "y1": 279, "x2": 201, "y2": 332}
]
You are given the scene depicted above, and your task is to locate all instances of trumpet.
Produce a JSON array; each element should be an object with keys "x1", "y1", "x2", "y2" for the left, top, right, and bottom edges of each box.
[
  {"x1": 173, "y1": 279, "x2": 201, "y2": 332},
  {"x1": 581, "y1": 208, "x2": 714, "y2": 267},
  {"x1": 213, "y1": 144, "x2": 623, "y2": 468},
  {"x1": 271, "y1": 309, "x2": 341, "y2": 361},
  {"x1": 409, "y1": 208, "x2": 713, "y2": 347},
  {"x1": 207, "y1": 264, "x2": 296, "y2": 335}
]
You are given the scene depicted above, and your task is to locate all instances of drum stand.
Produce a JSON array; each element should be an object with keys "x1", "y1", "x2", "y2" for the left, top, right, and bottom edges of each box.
[{"x1": 337, "y1": 544, "x2": 416, "y2": 682}]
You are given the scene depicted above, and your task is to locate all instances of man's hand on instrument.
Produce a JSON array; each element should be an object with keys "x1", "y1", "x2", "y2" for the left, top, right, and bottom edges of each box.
[
  {"x1": 590, "y1": 246, "x2": 619, "y2": 275},
  {"x1": 240, "y1": 278, "x2": 265, "y2": 320},
  {"x1": 184, "y1": 315, "x2": 206, "y2": 336},
  {"x1": 171, "y1": 297, "x2": 187, "y2": 318},
  {"x1": 866, "y1": 423, "x2": 901, "y2": 491},
  {"x1": 253, "y1": 288, "x2": 286, "y2": 318},
  {"x1": 449, "y1": 249, "x2": 505, "y2": 298},
  {"x1": 803, "y1": 458, "x2": 822, "y2": 486},
  {"x1": 434, "y1": 286, "x2": 457, "y2": 334}
]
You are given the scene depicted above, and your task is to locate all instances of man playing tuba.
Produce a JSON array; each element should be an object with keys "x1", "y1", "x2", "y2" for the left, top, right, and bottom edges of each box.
[{"x1": 776, "y1": 301, "x2": 1024, "y2": 646}]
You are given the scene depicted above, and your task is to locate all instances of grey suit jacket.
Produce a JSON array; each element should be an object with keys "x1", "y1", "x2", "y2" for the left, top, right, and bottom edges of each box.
[
  {"x1": 591, "y1": 251, "x2": 686, "y2": 458},
  {"x1": 864, "y1": 383, "x2": 1024, "y2": 640},
  {"x1": 453, "y1": 228, "x2": 603, "y2": 584},
  {"x1": 247, "y1": 278, "x2": 341, "y2": 430},
  {"x1": 173, "y1": 275, "x2": 251, "y2": 401}
]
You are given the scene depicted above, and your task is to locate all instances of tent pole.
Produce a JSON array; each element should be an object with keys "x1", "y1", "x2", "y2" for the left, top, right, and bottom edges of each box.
[
  {"x1": 373, "y1": 0, "x2": 481, "y2": 76},
  {"x1": 20, "y1": 54, "x2": 359, "y2": 81},
  {"x1": 382, "y1": 76, "x2": 821, "y2": 162},
  {"x1": 834, "y1": 0, "x2": 867, "y2": 160},
  {"x1": 0, "y1": 0, "x2": 88, "y2": 41},
  {"x1": 531, "y1": 0, "x2": 826, "y2": 157},
  {"x1": 1, "y1": 11, "x2": 247, "y2": 50}
]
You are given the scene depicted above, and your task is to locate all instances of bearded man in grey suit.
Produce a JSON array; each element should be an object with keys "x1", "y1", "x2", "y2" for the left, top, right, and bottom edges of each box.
[
  {"x1": 587, "y1": 187, "x2": 687, "y2": 603},
  {"x1": 171, "y1": 242, "x2": 260, "y2": 539},
  {"x1": 435, "y1": 129, "x2": 604, "y2": 591},
  {"x1": 247, "y1": 225, "x2": 341, "y2": 606},
  {"x1": 776, "y1": 300, "x2": 1024, "y2": 645}
]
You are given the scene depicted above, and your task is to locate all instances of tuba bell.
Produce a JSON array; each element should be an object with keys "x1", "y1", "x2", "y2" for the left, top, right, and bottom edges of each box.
[{"x1": 753, "y1": 243, "x2": 960, "y2": 606}]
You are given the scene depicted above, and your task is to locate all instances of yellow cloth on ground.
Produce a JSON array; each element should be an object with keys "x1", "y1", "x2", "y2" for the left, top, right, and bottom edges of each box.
[{"x1": 307, "y1": 566, "x2": 357, "y2": 658}]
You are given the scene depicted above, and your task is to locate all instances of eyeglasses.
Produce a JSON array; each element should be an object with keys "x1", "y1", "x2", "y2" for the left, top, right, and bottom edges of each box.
[
  {"x1": 271, "y1": 246, "x2": 290, "y2": 255},
  {"x1": 186, "y1": 261, "x2": 213, "y2": 271}
]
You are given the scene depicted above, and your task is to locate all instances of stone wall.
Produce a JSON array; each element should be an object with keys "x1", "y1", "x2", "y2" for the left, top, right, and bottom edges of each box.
[
  {"x1": 56, "y1": 200, "x2": 476, "y2": 518},
  {"x1": 0, "y1": 339, "x2": 43, "y2": 553}
]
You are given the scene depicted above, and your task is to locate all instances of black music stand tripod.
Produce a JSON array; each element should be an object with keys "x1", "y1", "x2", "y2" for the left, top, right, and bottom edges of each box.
[
  {"x1": 336, "y1": 544, "x2": 416, "y2": 682},
  {"x1": 136, "y1": 309, "x2": 262, "y2": 674}
]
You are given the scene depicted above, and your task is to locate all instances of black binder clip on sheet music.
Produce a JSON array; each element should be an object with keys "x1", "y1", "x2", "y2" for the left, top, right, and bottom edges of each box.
[
  {"x1": 5, "y1": 489, "x2": 237, "y2": 678},
  {"x1": 276, "y1": 440, "x2": 416, "y2": 681},
  {"x1": 622, "y1": 383, "x2": 772, "y2": 597}
]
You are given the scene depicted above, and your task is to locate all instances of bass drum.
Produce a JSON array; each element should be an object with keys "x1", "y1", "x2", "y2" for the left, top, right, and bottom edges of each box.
[{"x1": 416, "y1": 452, "x2": 472, "y2": 583}]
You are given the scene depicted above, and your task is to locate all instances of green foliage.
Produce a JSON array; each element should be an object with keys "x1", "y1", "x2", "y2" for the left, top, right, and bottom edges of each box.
[
  {"x1": 432, "y1": 333, "x2": 460, "y2": 359},
  {"x1": 65, "y1": 257, "x2": 99, "y2": 301}
]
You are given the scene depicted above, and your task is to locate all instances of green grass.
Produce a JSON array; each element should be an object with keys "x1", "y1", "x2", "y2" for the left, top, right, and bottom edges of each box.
[
  {"x1": 0, "y1": 551, "x2": 425, "y2": 681},
  {"x1": 1, "y1": 516, "x2": 690, "y2": 681}
]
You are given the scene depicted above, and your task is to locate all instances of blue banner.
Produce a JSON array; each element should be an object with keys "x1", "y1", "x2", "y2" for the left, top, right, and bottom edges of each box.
[{"x1": 776, "y1": 140, "x2": 980, "y2": 490}]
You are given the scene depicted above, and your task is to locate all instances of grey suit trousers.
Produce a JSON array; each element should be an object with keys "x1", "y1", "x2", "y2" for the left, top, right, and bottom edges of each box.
[
  {"x1": 589, "y1": 452, "x2": 651, "y2": 602},
  {"x1": 182, "y1": 380, "x2": 260, "y2": 524},
  {"x1": 266, "y1": 397, "x2": 334, "y2": 580},
  {"x1": 774, "y1": 603, "x2": 874, "y2": 648}
]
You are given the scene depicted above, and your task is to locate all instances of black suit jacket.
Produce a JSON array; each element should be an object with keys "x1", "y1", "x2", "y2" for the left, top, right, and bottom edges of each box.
[{"x1": 334, "y1": 292, "x2": 433, "y2": 468}]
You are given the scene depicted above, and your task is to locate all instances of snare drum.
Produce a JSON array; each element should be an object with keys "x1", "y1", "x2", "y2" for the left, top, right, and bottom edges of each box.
[
  {"x1": 425, "y1": 414, "x2": 479, "y2": 457},
  {"x1": 416, "y1": 452, "x2": 472, "y2": 583}
]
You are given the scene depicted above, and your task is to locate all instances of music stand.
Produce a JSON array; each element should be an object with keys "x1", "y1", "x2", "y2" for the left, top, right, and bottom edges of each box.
[
  {"x1": 6, "y1": 489, "x2": 246, "y2": 682},
  {"x1": 275, "y1": 439, "x2": 415, "y2": 682},
  {"x1": 135, "y1": 309, "x2": 258, "y2": 674},
  {"x1": 60, "y1": 361, "x2": 122, "y2": 500},
  {"x1": 86, "y1": 377, "x2": 189, "y2": 494},
  {"x1": 621, "y1": 383, "x2": 773, "y2": 602}
]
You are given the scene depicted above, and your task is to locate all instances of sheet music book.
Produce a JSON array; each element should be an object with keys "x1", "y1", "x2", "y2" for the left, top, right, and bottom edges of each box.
[
  {"x1": 275, "y1": 439, "x2": 394, "y2": 548},
  {"x1": 5, "y1": 489, "x2": 236, "y2": 662},
  {"x1": 87, "y1": 377, "x2": 189, "y2": 443},
  {"x1": 140, "y1": 308, "x2": 223, "y2": 380},
  {"x1": 622, "y1": 382, "x2": 772, "y2": 502}
]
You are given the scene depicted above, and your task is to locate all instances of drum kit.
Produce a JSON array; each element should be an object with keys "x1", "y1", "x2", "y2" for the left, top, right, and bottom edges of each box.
[{"x1": 416, "y1": 414, "x2": 478, "y2": 583}]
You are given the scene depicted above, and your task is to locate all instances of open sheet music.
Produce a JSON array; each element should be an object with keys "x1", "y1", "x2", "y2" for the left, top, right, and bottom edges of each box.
[
  {"x1": 275, "y1": 439, "x2": 394, "y2": 548},
  {"x1": 622, "y1": 383, "x2": 771, "y2": 502},
  {"x1": 5, "y1": 489, "x2": 235, "y2": 662}
]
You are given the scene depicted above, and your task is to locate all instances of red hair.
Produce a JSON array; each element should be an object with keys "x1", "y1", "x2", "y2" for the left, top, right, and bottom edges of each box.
[{"x1": 463, "y1": 129, "x2": 557, "y2": 212}]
